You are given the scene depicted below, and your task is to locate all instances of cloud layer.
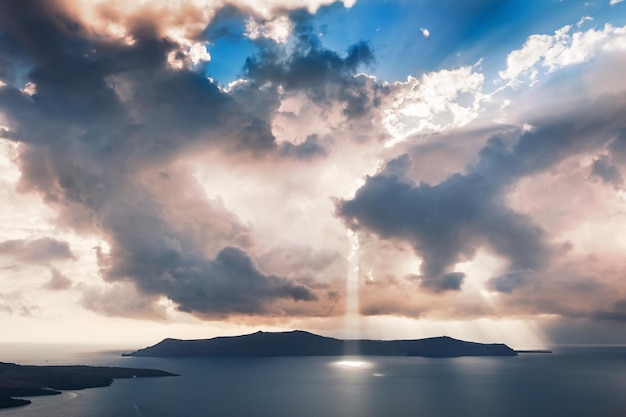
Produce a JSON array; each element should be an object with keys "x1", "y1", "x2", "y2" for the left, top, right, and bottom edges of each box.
[{"x1": 1, "y1": 0, "x2": 626, "y2": 341}]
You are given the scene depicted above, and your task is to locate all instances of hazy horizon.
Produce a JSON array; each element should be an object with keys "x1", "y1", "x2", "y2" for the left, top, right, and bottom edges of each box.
[{"x1": 1, "y1": 0, "x2": 626, "y2": 349}]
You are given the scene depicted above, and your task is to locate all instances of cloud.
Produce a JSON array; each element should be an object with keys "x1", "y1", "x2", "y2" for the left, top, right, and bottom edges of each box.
[
  {"x1": 0, "y1": 237, "x2": 75, "y2": 264},
  {"x1": 337, "y1": 153, "x2": 553, "y2": 291},
  {"x1": 63, "y1": 0, "x2": 355, "y2": 46},
  {"x1": 98, "y1": 241, "x2": 317, "y2": 317},
  {"x1": 43, "y1": 267, "x2": 73, "y2": 290},
  {"x1": 243, "y1": 16, "x2": 376, "y2": 117},
  {"x1": 421, "y1": 272, "x2": 465, "y2": 292},
  {"x1": 610, "y1": 0, "x2": 624, "y2": 5},
  {"x1": 590, "y1": 154, "x2": 623, "y2": 188},
  {"x1": 420, "y1": 28, "x2": 430, "y2": 38},
  {"x1": 576, "y1": 16, "x2": 593, "y2": 28},
  {"x1": 2, "y1": 0, "x2": 626, "y2": 332},
  {"x1": 245, "y1": 15, "x2": 292, "y2": 43},
  {"x1": 594, "y1": 299, "x2": 626, "y2": 321},
  {"x1": 488, "y1": 270, "x2": 531, "y2": 293},
  {"x1": 277, "y1": 134, "x2": 327, "y2": 159},
  {"x1": 338, "y1": 94, "x2": 626, "y2": 294},
  {"x1": 382, "y1": 66, "x2": 484, "y2": 145},
  {"x1": 167, "y1": 42, "x2": 211, "y2": 70},
  {"x1": 80, "y1": 282, "x2": 167, "y2": 319},
  {"x1": 0, "y1": 292, "x2": 37, "y2": 316},
  {"x1": 500, "y1": 23, "x2": 626, "y2": 80},
  {"x1": 0, "y1": 0, "x2": 331, "y2": 318}
]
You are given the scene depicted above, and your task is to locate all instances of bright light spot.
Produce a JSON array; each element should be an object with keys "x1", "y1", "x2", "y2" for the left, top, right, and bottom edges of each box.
[
  {"x1": 167, "y1": 43, "x2": 211, "y2": 70},
  {"x1": 96, "y1": 239, "x2": 112, "y2": 256},
  {"x1": 167, "y1": 50, "x2": 185, "y2": 70},
  {"x1": 245, "y1": 16, "x2": 292, "y2": 43},
  {"x1": 420, "y1": 28, "x2": 430, "y2": 38},
  {"x1": 226, "y1": 79, "x2": 248, "y2": 92},
  {"x1": 383, "y1": 66, "x2": 484, "y2": 147},
  {"x1": 334, "y1": 360, "x2": 372, "y2": 369},
  {"x1": 21, "y1": 82, "x2": 36, "y2": 96},
  {"x1": 337, "y1": 360, "x2": 364, "y2": 367},
  {"x1": 189, "y1": 43, "x2": 211, "y2": 65}
]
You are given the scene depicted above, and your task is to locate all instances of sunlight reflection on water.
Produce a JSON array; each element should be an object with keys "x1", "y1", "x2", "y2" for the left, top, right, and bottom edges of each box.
[
  {"x1": 333, "y1": 359, "x2": 374, "y2": 370},
  {"x1": 335, "y1": 360, "x2": 366, "y2": 368}
]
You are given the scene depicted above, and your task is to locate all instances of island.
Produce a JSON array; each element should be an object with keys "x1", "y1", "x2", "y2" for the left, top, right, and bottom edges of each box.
[
  {"x1": 0, "y1": 362, "x2": 177, "y2": 409},
  {"x1": 124, "y1": 330, "x2": 518, "y2": 358}
]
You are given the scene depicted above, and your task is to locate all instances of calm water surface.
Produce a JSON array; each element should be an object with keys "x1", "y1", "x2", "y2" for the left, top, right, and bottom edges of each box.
[{"x1": 0, "y1": 344, "x2": 625, "y2": 417}]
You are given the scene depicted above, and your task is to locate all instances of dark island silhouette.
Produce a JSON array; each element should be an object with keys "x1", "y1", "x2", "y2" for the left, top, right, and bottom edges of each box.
[
  {"x1": 0, "y1": 362, "x2": 177, "y2": 409},
  {"x1": 124, "y1": 330, "x2": 518, "y2": 358}
]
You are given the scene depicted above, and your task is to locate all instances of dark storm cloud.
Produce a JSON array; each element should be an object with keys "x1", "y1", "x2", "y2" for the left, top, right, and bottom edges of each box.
[
  {"x1": 337, "y1": 153, "x2": 552, "y2": 291},
  {"x1": 338, "y1": 95, "x2": 626, "y2": 292},
  {"x1": 98, "y1": 218, "x2": 317, "y2": 316},
  {"x1": 0, "y1": 0, "x2": 325, "y2": 317},
  {"x1": 243, "y1": 12, "x2": 380, "y2": 119},
  {"x1": 0, "y1": 237, "x2": 75, "y2": 264}
]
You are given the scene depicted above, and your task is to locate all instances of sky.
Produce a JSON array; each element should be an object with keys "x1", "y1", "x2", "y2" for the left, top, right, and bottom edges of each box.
[{"x1": 1, "y1": 0, "x2": 626, "y2": 349}]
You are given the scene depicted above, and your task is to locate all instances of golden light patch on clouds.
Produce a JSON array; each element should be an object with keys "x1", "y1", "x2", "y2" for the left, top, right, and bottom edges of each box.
[
  {"x1": 63, "y1": 0, "x2": 354, "y2": 45},
  {"x1": 507, "y1": 154, "x2": 626, "y2": 257},
  {"x1": 453, "y1": 250, "x2": 508, "y2": 309}
]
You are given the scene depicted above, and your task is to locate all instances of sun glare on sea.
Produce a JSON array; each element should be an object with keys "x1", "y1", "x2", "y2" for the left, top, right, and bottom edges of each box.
[{"x1": 334, "y1": 360, "x2": 372, "y2": 369}]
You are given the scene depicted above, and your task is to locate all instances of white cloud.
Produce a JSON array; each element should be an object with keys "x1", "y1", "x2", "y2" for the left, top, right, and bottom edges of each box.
[
  {"x1": 577, "y1": 16, "x2": 593, "y2": 28},
  {"x1": 610, "y1": 0, "x2": 624, "y2": 5},
  {"x1": 189, "y1": 43, "x2": 212, "y2": 65},
  {"x1": 245, "y1": 16, "x2": 292, "y2": 43},
  {"x1": 420, "y1": 28, "x2": 430, "y2": 38},
  {"x1": 499, "y1": 26, "x2": 570, "y2": 80},
  {"x1": 20, "y1": 82, "x2": 37, "y2": 96},
  {"x1": 167, "y1": 42, "x2": 211, "y2": 70},
  {"x1": 500, "y1": 23, "x2": 626, "y2": 80},
  {"x1": 382, "y1": 66, "x2": 484, "y2": 146}
]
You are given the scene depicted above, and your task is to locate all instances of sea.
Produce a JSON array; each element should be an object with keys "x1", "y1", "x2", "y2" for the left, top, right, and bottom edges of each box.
[{"x1": 0, "y1": 344, "x2": 625, "y2": 417}]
